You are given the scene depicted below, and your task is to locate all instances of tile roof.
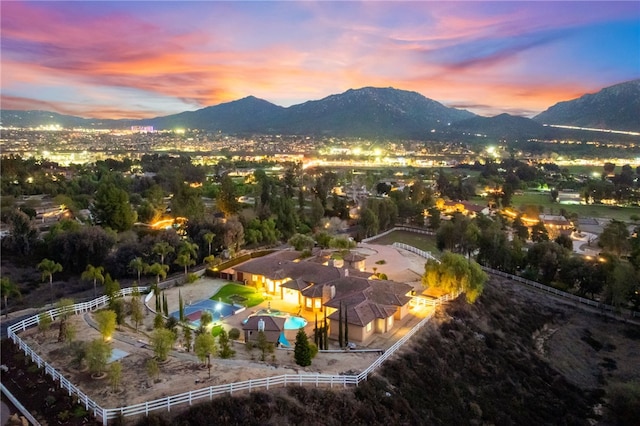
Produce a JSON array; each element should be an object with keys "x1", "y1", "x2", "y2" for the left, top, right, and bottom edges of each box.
[{"x1": 242, "y1": 315, "x2": 286, "y2": 332}]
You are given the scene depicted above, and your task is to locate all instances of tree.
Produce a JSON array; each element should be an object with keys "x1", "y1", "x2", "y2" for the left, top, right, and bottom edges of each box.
[
  {"x1": 182, "y1": 326, "x2": 192, "y2": 352},
  {"x1": 599, "y1": 220, "x2": 631, "y2": 258},
  {"x1": 288, "y1": 233, "x2": 315, "y2": 251},
  {"x1": 228, "y1": 328, "x2": 240, "y2": 340},
  {"x1": 129, "y1": 257, "x2": 147, "y2": 282},
  {"x1": 203, "y1": 232, "x2": 216, "y2": 256},
  {"x1": 109, "y1": 361, "x2": 123, "y2": 392},
  {"x1": 217, "y1": 175, "x2": 240, "y2": 217},
  {"x1": 218, "y1": 329, "x2": 235, "y2": 359},
  {"x1": 91, "y1": 182, "x2": 136, "y2": 231},
  {"x1": 530, "y1": 221, "x2": 549, "y2": 243},
  {"x1": 146, "y1": 358, "x2": 160, "y2": 382},
  {"x1": 38, "y1": 312, "x2": 52, "y2": 334},
  {"x1": 178, "y1": 290, "x2": 185, "y2": 322},
  {"x1": 146, "y1": 262, "x2": 169, "y2": 285},
  {"x1": 512, "y1": 216, "x2": 529, "y2": 241},
  {"x1": 86, "y1": 338, "x2": 112, "y2": 376},
  {"x1": 359, "y1": 208, "x2": 379, "y2": 238},
  {"x1": 1, "y1": 277, "x2": 21, "y2": 318},
  {"x1": 37, "y1": 258, "x2": 63, "y2": 306},
  {"x1": 175, "y1": 253, "x2": 195, "y2": 277},
  {"x1": 4, "y1": 209, "x2": 38, "y2": 256},
  {"x1": 130, "y1": 288, "x2": 144, "y2": 332},
  {"x1": 95, "y1": 310, "x2": 117, "y2": 341},
  {"x1": 81, "y1": 264, "x2": 105, "y2": 298},
  {"x1": 256, "y1": 330, "x2": 274, "y2": 361},
  {"x1": 151, "y1": 328, "x2": 176, "y2": 362},
  {"x1": 153, "y1": 241, "x2": 175, "y2": 265},
  {"x1": 294, "y1": 329, "x2": 312, "y2": 367},
  {"x1": 605, "y1": 263, "x2": 637, "y2": 309},
  {"x1": 422, "y1": 252, "x2": 487, "y2": 303},
  {"x1": 194, "y1": 332, "x2": 216, "y2": 367}
]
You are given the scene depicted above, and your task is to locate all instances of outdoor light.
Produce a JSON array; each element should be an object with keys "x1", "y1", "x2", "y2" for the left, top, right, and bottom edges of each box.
[{"x1": 215, "y1": 302, "x2": 222, "y2": 311}]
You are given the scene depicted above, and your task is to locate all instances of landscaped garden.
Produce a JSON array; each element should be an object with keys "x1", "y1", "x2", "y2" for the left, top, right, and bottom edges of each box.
[{"x1": 211, "y1": 283, "x2": 265, "y2": 308}]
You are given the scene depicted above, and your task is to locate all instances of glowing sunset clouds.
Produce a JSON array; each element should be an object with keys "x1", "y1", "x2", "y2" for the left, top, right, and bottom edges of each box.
[{"x1": 1, "y1": 1, "x2": 638, "y2": 119}]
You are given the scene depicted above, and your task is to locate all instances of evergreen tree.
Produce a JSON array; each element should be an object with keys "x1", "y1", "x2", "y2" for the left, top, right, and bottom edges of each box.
[
  {"x1": 294, "y1": 329, "x2": 312, "y2": 367},
  {"x1": 344, "y1": 304, "x2": 349, "y2": 347},
  {"x1": 178, "y1": 290, "x2": 185, "y2": 322},
  {"x1": 338, "y1": 302, "x2": 343, "y2": 348},
  {"x1": 323, "y1": 310, "x2": 328, "y2": 350},
  {"x1": 162, "y1": 293, "x2": 169, "y2": 316}
]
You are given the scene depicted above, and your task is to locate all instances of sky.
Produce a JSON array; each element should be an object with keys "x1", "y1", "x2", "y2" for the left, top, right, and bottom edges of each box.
[{"x1": 1, "y1": 1, "x2": 639, "y2": 119}]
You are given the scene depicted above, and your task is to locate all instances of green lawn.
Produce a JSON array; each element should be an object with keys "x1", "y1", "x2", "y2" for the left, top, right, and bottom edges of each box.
[
  {"x1": 211, "y1": 283, "x2": 265, "y2": 308},
  {"x1": 369, "y1": 230, "x2": 440, "y2": 254}
]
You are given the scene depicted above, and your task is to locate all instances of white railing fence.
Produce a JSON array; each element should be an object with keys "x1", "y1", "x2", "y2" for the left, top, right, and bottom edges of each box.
[
  {"x1": 481, "y1": 266, "x2": 638, "y2": 318},
  {"x1": 7, "y1": 282, "x2": 453, "y2": 425},
  {"x1": 361, "y1": 226, "x2": 434, "y2": 243},
  {"x1": 392, "y1": 242, "x2": 440, "y2": 263}
]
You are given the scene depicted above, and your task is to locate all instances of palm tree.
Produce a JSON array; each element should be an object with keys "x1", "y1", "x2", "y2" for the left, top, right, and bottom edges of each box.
[
  {"x1": 37, "y1": 258, "x2": 63, "y2": 306},
  {"x1": 153, "y1": 241, "x2": 174, "y2": 265},
  {"x1": 203, "y1": 232, "x2": 216, "y2": 256},
  {"x1": 175, "y1": 253, "x2": 195, "y2": 277},
  {"x1": 128, "y1": 257, "x2": 147, "y2": 283},
  {"x1": 1, "y1": 277, "x2": 21, "y2": 318},
  {"x1": 179, "y1": 241, "x2": 199, "y2": 259},
  {"x1": 145, "y1": 262, "x2": 169, "y2": 285},
  {"x1": 81, "y1": 264, "x2": 105, "y2": 298}
]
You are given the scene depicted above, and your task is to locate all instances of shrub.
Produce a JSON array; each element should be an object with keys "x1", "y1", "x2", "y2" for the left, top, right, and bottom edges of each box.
[
  {"x1": 86, "y1": 339, "x2": 111, "y2": 375},
  {"x1": 228, "y1": 328, "x2": 241, "y2": 340},
  {"x1": 151, "y1": 328, "x2": 176, "y2": 361},
  {"x1": 186, "y1": 273, "x2": 199, "y2": 284},
  {"x1": 294, "y1": 329, "x2": 312, "y2": 367}
]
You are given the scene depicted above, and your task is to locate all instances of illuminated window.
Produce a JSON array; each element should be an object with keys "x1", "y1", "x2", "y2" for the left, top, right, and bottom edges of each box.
[
  {"x1": 314, "y1": 299, "x2": 321, "y2": 309},
  {"x1": 387, "y1": 317, "x2": 393, "y2": 328},
  {"x1": 252, "y1": 275, "x2": 257, "y2": 282},
  {"x1": 366, "y1": 322, "x2": 372, "y2": 332},
  {"x1": 306, "y1": 298, "x2": 312, "y2": 308}
]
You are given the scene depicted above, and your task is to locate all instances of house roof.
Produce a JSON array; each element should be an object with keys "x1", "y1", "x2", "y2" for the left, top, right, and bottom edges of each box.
[
  {"x1": 328, "y1": 299, "x2": 397, "y2": 326},
  {"x1": 281, "y1": 278, "x2": 312, "y2": 291},
  {"x1": 242, "y1": 315, "x2": 286, "y2": 332},
  {"x1": 235, "y1": 257, "x2": 343, "y2": 283}
]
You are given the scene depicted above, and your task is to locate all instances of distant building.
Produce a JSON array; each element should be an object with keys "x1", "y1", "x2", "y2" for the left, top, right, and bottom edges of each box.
[{"x1": 131, "y1": 125, "x2": 154, "y2": 133}]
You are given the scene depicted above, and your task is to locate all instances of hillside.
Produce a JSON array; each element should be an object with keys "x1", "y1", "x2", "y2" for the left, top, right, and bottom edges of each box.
[
  {"x1": 136, "y1": 277, "x2": 640, "y2": 426},
  {"x1": 534, "y1": 79, "x2": 640, "y2": 131}
]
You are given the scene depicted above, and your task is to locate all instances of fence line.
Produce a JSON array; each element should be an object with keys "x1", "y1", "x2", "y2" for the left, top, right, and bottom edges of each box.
[
  {"x1": 481, "y1": 267, "x2": 638, "y2": 318},
  {"x1": 361, "y1": 226, "x2": 434, "y2": 243},
  {"x1": 392, "y1": 242, "x2": 440, "y2": 263},
  {"x1": 369, "y1": 228, "x2": 639, "y2": 319},
  {"x1": 7, "y1": 282, "x2": 452, "y2": 425}
]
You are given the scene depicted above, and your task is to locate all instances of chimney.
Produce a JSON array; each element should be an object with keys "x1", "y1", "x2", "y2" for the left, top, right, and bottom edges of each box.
[
  {"x1": 344, "y1": 269, "x2": 349, "y2": 277},
  {"x1": 322, "y1": 285, "x2": 335, "y2": 303},
  {"x1": 257, "y1": 318, "x2": 265, "y2": 332}
]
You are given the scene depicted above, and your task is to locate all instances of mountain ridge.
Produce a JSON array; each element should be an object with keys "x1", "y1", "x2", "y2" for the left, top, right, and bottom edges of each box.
[{"x1": 2, "y1": 81, "x2": 638, "y2": 138}]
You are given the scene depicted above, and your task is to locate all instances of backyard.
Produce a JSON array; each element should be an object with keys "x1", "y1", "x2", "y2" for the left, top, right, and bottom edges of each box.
[
  {"x1": 210, "y1": 283, "x2": 265, "y2": 307},
  {"x1": 369, "y1": 230, "x2": 439, "y2": 254}
]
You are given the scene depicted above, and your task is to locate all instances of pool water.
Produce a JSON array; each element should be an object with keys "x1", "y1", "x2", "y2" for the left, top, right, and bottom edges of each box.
[
  {"x1": 284, "y1": 316, "x2": 307, "y2": 330},
  {"x1": 170, "y1": 299, "x2": 239, "y2": 324}
]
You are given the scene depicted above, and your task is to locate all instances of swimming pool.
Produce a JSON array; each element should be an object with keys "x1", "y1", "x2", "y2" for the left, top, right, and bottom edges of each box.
[{"x1": 170, "y1": 299, "x2": 239, "y2": 324}]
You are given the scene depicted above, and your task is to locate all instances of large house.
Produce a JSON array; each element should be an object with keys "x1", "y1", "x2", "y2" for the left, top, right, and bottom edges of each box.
[{"x1": 229, "y1": 252, "x2": 414, "y2": 345}]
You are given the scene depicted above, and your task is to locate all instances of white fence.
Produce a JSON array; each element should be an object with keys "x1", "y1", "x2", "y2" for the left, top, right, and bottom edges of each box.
[
  {"x1": 392, "y1": 242, "x2": 440, "y2": 263},
  {"x1": 361, "y1": 226, "x2": 434, "y2": 243},
  {"x1": 482, "y1": 266, "x2": 638, "y2": 318},
  {"x1": 7, "y1": 283, "x2": 452, "y2": 425}
]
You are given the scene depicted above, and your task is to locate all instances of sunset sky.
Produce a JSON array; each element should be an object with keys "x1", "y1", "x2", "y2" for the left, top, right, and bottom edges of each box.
[{"x1": 1, "y1": 1, "x2": 638, "y2": 119}]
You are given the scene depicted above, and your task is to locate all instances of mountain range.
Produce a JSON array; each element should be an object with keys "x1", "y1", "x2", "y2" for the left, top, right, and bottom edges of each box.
[{"x1": 1, "y1": 80, "x2": 638, "y2": 140}]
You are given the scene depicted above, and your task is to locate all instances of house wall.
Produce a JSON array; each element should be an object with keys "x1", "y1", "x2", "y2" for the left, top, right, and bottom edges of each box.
[
  {"x1": 328, "y1": 319, "x2": 374, "y2": 344},
  {"x1": 244, "y1": 329, "x2": 281, "y2": 345},
  {"x1": 395, "y1": 304, "x2": 409, "y2": 320}
]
